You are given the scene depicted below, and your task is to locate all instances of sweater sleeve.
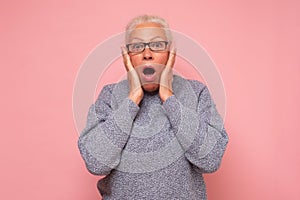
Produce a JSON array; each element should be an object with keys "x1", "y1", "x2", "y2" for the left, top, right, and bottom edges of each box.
[
  {"x1": 78, "y1": 84, "x2": 140, "y2": 175},
  {"x1": 162, "y1": 83, "x2": 229, "y2": 173}
]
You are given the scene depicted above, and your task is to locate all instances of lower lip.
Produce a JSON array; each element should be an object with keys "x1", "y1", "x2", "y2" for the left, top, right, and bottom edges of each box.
[{"x1": 142, "y1": 72, "x2": 156, "y2": 82}]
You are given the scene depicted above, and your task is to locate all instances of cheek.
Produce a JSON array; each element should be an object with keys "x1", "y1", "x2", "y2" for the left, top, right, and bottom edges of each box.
[
  {"x1": 130, "y1": 54, "x2": 143, "y2": 67},
  {"x1": 154, "y1": 53, "x2": 169, "y2": 64},
  {"x1": 129, "y1": 52, "x2": 169, "y2": 67}
]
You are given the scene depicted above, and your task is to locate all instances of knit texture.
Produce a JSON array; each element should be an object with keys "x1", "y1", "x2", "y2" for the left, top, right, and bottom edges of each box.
[{"x1": 78, "y1": 75, "x2": 229, "y2": 200}]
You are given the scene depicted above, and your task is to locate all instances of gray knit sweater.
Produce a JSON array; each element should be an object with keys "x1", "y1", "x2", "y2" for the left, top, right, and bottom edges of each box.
[{"x1": 78, "y1": 75, "x2": 228, "y2": 200}]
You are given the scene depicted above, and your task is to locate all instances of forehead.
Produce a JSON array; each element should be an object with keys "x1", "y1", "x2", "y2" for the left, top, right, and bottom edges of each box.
[{"x1": 128, "y1": 23, "x2": 167, "y2": 42}]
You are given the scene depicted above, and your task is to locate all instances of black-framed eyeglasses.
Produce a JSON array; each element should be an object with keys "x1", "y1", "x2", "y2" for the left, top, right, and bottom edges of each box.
[{"x1": 126, "y1": 41, "x2": 169, "y2": 53}]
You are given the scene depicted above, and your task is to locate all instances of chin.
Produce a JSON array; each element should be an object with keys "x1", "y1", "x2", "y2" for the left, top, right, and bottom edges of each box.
[{"x1": 142, "y1": 84, "x2": 159, "y2": 92}]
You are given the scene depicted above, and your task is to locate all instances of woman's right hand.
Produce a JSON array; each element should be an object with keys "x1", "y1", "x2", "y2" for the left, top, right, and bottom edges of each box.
[{"x1": 121, "y1": 46, "x2": 144, "y2": 105}]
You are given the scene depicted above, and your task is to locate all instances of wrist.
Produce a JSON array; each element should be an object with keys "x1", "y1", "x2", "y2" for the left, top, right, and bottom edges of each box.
[
  {"x1": 161, "y1": 91, "x2": 173, "y2": 102},
  {"x1": 128, "y1": 93, "x2": 142, "y2": 105}
]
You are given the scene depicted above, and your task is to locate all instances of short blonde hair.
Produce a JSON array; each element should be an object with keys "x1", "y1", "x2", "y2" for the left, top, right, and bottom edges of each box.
[{"x1": 125, "y1": 15, "x2": 173, "y2": 43}]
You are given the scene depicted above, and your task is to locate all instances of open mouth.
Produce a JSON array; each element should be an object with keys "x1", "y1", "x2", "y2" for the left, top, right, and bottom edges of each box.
[
  {"x1": 143, "y1": 67, "x2": 155, "y2": 75},
  {"x1": 142, "y1": 65, "x2": 156, "y2": 82}
]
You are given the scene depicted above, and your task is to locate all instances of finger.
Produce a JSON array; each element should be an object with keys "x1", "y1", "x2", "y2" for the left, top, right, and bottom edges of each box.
[
  {"x1": 169, "y1": 43, "x2": 177, "y2": 55},
  {"x1": 121, "y1": 46, "x2": 134, "y2": 71},
  {"x1": 166, "y1": 50, "x2": 176, "y2": 69}
]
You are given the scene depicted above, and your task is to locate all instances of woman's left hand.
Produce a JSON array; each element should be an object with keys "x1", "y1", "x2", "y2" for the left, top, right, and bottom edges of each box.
[{"x1": 159, "y1": 47, "x2": 176, "y2": 102}]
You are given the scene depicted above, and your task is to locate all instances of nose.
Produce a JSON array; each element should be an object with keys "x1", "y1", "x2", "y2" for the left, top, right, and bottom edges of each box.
[{"x1": 143, "y1": 47, "x2": 153, "y2": 60}]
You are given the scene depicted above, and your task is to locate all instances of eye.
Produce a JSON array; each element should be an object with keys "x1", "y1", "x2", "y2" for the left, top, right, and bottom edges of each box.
[
  {"x1": 152, "y1": 42, "x2": 163, "y2": 48},
  {"x1": 150, "y1": 41, "x2": 166, "y2": 50},
  {"x1": 132, "y1": 43, "x2": 144, "y2": 50}
]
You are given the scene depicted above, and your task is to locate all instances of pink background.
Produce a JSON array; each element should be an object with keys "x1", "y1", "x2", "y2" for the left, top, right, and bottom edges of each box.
[{"x1": 1, "y1": 0, "x2": 299, "y2": 199}]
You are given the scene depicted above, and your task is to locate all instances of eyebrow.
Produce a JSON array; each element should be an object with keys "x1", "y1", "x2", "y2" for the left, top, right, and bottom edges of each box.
[
  {"x1": 130, "y1": 36, "x2": 166, "y2": 43},
  {"x1": 150, "y1": 36, "x2": 165, "y2": 41}
]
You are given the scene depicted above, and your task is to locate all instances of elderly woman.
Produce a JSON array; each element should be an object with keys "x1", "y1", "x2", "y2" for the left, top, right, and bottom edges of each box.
[{"x1": 78, "y1": 15, "x2": 228, "y2": 199}]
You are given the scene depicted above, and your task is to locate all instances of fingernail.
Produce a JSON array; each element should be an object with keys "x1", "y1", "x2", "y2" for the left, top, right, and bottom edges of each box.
[{"x1": 121, "y1": 46, "x2": 126, "y2": 53}]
